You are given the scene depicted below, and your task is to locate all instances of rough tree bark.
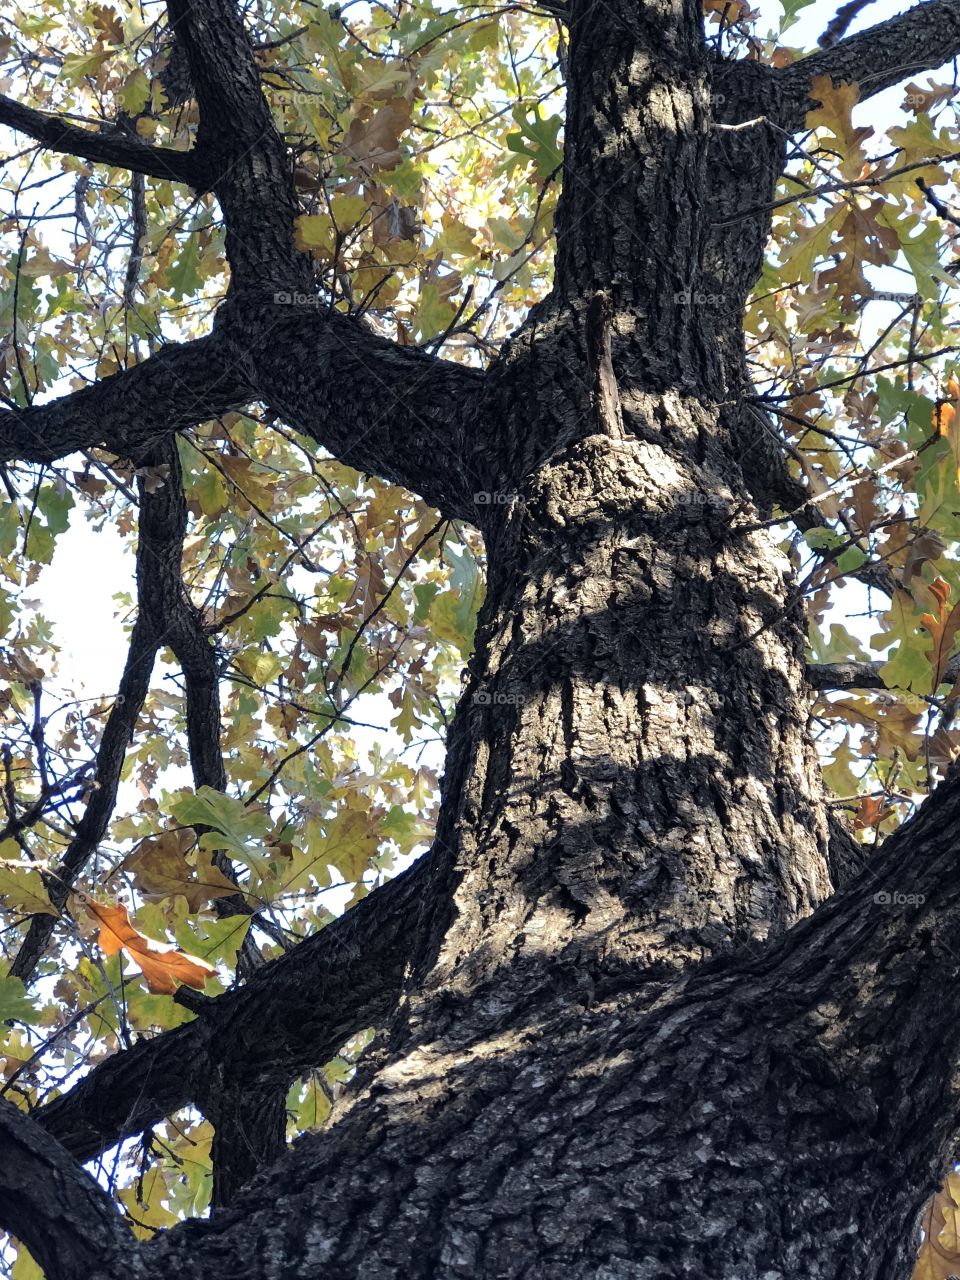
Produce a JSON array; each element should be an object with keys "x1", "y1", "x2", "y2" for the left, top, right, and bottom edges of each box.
[{"x1": 3, "y1": 0, "x2": 960, "y2": 1275}]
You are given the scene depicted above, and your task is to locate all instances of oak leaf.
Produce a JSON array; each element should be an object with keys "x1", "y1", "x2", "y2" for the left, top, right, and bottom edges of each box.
[
  {"x1": 921, "y1": 577, "x2": 960, "y2": 690},
  {"x1": 82, "y1": 897, "x2": 217, "y2": 994},
  {"x1": 914, "y1": 1172, "x2": 960, "y2": 1280},
  {"x1": 0, "y1": 850, "x2": 58, "y2": 916},
  {"x1": 342, "y1": 99, "x2": 411, "y2": 172},
  {"x1": 118, "y1": 829, "x2": 238, "y2": 910}
]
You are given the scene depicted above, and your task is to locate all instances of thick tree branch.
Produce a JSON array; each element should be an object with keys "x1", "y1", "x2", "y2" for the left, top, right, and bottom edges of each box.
[
  {"x1": 775, "y1": 0, "x2": 960, "y2": 126},
  {"x1": 1, "y1": 0, "x2": 490, "y2": 520},
  {"x1": 702, "y1": 764, "x2": 960, "y2": 1186},
  {"x1": 226, "y1": 296, "x2": 487, "y2": 519},
  {"x1": 85, "y1": 773, "x2": 960, "y2": 1280},
  {"x1": 808, "y1": 654, "x2": 960, "y2": 690},
  {"x1": 0, "y1": 306, "x2": 485, "y2": 539},
  {"x1": 0, "y1": 93, "x2": 205, "y2": 186},
  {"x1": 167, "y1": 0, "x2": 310, "y2": 289},
  {"x1": 35, "y1": 848, "x2": 435, "y2": 1163},
  {"x1": 807, "y1": 659, "x2": 888, "y2": 690},
  {"x1": 0, "y1": 1101, "x2": 136, "y2": 1280},
  {"x1": 164, "y1": 0, "x2": 489, "y2": 515},
  {"x1": 0, "y1": 335, "x2": 254, "y2": 465}
]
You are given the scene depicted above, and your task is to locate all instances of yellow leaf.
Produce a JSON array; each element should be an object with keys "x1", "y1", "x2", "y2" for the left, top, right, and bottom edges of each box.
[
  {"x1": 323, "y1": 807, "x2": 379, "y2": 882},
  {"x1": 235, "y1": 649, "x2": 284, "y2": 686},
  {"x1": 914, "y1": 1173, "x2": 960, "y2": 1280},
  {"x1": 330, "y1": 194, "x2": 368, "y2": 229},
  {"x1": 11, "y1": 1241, "x2": 43, "y2": 1280},
  {"x1": 218, "y1": 455, "x2": 277, "y2": 513},
  {"x1": 294, "y1": 214, "x2": 335, "y2": 256},
  {"x1": 434, "y1": 214, "x2": 477, "y2": 258}
]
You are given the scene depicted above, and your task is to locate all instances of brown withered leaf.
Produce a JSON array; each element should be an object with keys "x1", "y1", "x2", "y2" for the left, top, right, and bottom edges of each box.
[
  {"x1": 901, "y1": 528, "x2": 947, "y2": 587},
  {"x1": 342, "y1": 99, "x2": 411, "y2": 172},
  {"x1": 914, "y1": 1172, "x2": 960, "y2": 1280},
  {"x1": 119, "y1": 829, "x2": 237, "y2": 910}
]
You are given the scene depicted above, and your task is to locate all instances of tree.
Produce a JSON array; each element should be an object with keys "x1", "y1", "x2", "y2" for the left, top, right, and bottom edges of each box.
[{"x1": 3, "y1": 0, "x2": 960, "y2": 1272}]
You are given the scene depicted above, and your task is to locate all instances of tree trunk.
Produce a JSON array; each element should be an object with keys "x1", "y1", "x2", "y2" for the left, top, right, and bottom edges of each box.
[{"x1": 4, "y1": 0, "x2": 960, "y2": 1274}]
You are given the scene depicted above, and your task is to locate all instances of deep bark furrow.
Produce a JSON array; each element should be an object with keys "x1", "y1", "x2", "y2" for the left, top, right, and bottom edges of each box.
[
  {"x1": 404, "y1": 423, "x2": 834, "y2": 1028},
  {"x1": 92, "y1": 769, "x2": 960, "y2": 1279}
]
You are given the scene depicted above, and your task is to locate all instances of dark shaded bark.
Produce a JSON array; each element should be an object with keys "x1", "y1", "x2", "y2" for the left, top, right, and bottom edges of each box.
[
  {"x1": 0, "y1": 336, "x2": 253, "y2": 464},
  {"x1": 225, "y1": 295, "x2": 486, "y2": 520},
  {"x1": 5, "y1": 0, "x2": 960, "y2": 1271},
  {"x1": 0, "y1": 1101, "x2": 133, "y2": 1280}
]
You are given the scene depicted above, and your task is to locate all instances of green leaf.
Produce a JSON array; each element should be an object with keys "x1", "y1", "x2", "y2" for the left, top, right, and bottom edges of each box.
[
  {"x1": 415, "y1": 283, "x2": 456, "y2": 341},
  {"x1": 878, "y1": 206, "x2": 954, "y2": 299},
  {"x1": 37, "y1": 484, "x2": 73, "y2": 536},
  {"x1": 60, "y1": 48, "x2": 113, "y2": 84},
  {"x1": 506, "y1": 106, "x2": 562, "y2": 181},
  {"x1": 168, "y1": 787, "x2": 270, "y2": 861},
  {"x1": 0, "y1": 503, "x2": 20, "y2": 556},
  {"x1": 809, "y1": 622, "x2": 868, "y2": 664},
  {"x1": 778, "y1": 0, "x2": 817, "y2": 31},
  {"x1": 174, "y1": 913, "x2": 251, "y2": 972},
  {"x1": 872, "y1": 589, "x2": 931, "y2": 693},
  {"x1": 118, "y1": 68, "x2": 151, "y2": 114},
  {"x1": 803, "y1": 527, "x2": 843, "y2": 553},
  {"x1": 0, "y1": 859, "x2": 58, "y2": 917},
  {"x1": 835, "y1": 546, "x2": 868, "y2": 574},
  {"x1": 294, "y1": 214, "x2": 335, "y2": 255},
  {"x1": 167, "y1": 236, "x2": 203, "y2": 299},
  {"x1": 0, "y1": 976, "x2": 41, "y2": 1024},
  {"x1": 0, "y1": 587, "x2": 16, "y2": 639},
  {"x1": 413, "y1": 581, "x2": 440, "y2": 624}
]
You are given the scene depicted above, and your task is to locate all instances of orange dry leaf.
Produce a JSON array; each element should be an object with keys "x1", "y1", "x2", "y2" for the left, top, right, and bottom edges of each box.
[
  {"x1": 853, "y1": 793, "x2": 890, "y2": 832},
  {"x1": 82, "y1": 897, "x2": 216, "y2": 994},
  {"x1": 933, "y1": 375, "x2": 960, "y2": 485},
  {"x1": 921, "y1": 577, "x2": 960, "y2": 691}
]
